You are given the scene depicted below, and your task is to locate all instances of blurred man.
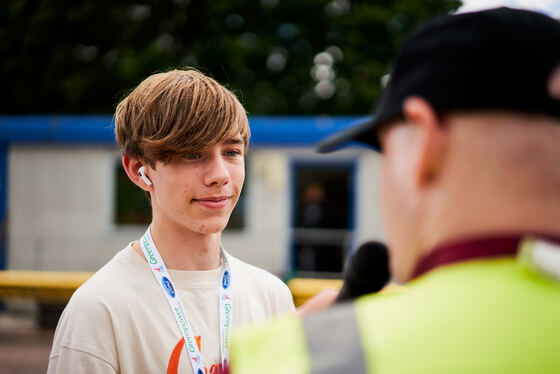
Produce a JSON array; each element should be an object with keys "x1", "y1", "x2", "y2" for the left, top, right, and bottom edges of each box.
[
  {"x1": 231, "y1": 7, "x2": 560, "y2": 374},
  {"x1": 48, "y1": 69, "x2": 294, "y2": 374}
]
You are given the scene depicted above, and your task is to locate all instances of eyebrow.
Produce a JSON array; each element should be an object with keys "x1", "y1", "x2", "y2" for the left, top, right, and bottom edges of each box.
[{"x1": 223, "y1": 138, "x2": 245, "y2": 145}]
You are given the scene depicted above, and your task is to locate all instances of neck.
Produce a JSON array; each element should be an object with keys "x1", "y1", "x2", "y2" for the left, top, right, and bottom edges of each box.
[
  {"x1": 419, "y1": 188, "x2": 560, "y2": 261},
  {"x1": 421, "y1": 115, "x2": 560, "y2": 259},
  {"x1": 138, "y1": 220, "x2": 222, "y2": 271},
  {"x1": 404, "y1": 113, "x2": 560, "y2": 280}
]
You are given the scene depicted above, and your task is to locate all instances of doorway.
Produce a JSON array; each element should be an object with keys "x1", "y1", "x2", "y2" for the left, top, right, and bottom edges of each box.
[{"x1": 291, "y1": 161, "x2": 355, "y2": 277}]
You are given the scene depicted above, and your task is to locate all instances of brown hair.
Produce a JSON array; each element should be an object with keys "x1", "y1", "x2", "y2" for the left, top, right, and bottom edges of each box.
[{"x1": 114, "y1": 69, "x2": 250, "y2": 166}]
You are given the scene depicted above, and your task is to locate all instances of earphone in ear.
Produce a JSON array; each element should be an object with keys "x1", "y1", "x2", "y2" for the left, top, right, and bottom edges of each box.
[{"x1": 138, "y1": 166, "x2": 153, "y2": 186}]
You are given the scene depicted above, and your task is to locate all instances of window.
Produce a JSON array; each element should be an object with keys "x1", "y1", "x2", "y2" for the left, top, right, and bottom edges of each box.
[{"x1": 114, "y1": 161, "x2": 151, "y2": 225}]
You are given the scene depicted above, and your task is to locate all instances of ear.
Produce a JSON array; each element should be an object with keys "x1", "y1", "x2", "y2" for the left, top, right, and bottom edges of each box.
[
  {"x1": 122, "y1": 154, "x2": 153, "y2": 192},
  {"x1": 548, "y1": 64, "x2": 560, "y2": 101},
  {"x1": 402, "y1": 96, "x2": 448, "y2": 188}
]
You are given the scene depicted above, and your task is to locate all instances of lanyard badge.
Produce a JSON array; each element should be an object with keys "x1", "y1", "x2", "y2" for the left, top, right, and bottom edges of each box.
[{"x1": 140, "y1": 226, "x2": 233, "y2": 373}]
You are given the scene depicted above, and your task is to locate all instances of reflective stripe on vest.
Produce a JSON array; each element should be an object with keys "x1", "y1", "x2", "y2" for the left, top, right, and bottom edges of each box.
[{"x1": 302, "y1": 302, "x2": 367, "y2": 374}]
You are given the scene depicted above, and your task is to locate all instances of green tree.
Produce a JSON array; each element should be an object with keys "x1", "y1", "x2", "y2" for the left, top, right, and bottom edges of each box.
[{"x1": 0, "y1": 0, "x2": 461, "y2": 115}]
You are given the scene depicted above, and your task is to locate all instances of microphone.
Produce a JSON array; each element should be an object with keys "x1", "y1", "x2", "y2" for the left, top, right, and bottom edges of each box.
[{"x1": 336, "y1": 241, "x2": 390, "y2": 302}]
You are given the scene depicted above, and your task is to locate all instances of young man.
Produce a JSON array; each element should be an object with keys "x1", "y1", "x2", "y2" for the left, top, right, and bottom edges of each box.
[
  {"x1": 231, "y1": 7, "x2": 560, "y2": 374},
  {"x1": 48, "y1": 69, "x2": 295, "y2": 374}
]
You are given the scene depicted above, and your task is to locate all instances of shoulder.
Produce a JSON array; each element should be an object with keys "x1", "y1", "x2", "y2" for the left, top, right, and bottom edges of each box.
[
  {"x1": 55, "y1": 244, "x2": 151, "y2": 337},
  {"x1": 227, "y1": 252, "x2": 291, "y2": 292},
  {"x1": 230, "y1": 298, "x2": 373, "y2": 374},
  {"x1": 78, "y1": 244, "x2": 148, "y2": 292},
  {"x1": 226, "y1": 252, "x2": 295, "y2": 312},
  {"x1": 231, "y1": 312, "x2": 305, "y2": 374},
  {"x1": 50, "y1": 245, "x2": 150, "y2": 369},
  {"x1": 56, "y1": 245, "x2": 140, "y2": 318}
]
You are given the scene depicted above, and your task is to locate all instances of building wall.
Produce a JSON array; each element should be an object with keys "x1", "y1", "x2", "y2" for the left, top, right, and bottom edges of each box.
[
  {"x1": 8, "y1": 145, "x2": 128, "y2": 271},
  {"x1": 7, "y1": 143, "x2": 385, "y2": 277},
  {"x1": 356, "y1": 152, "x2": 385, "y2": 244}
]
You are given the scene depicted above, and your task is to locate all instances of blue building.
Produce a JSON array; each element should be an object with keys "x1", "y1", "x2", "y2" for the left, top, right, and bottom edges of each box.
[{"x1": 0, "y1": 115, "x2": 385, "y2": 279}]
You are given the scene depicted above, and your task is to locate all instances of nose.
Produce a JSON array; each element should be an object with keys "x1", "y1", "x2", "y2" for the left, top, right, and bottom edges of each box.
[{"x1": 203, "y1": 155, "x2": 229, "y2": 186}]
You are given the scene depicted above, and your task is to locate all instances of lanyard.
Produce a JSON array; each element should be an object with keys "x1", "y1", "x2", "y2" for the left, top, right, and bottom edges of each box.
[{"x1": 140, "y1": 226, "x2": 233, "y2": 374}]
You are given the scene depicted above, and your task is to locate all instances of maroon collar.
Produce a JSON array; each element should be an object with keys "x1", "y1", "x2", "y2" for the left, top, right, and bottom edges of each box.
[{"x1": 411, "y1": 234, "x2": 560, "y2": 280}]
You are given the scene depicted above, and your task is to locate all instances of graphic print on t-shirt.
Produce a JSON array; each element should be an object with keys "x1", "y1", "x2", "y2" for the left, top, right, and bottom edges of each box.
[{"x1": 167, "y1": 336, "x2": 224, "y2": 374}]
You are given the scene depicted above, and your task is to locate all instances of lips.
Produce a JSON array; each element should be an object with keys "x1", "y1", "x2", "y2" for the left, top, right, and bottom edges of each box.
[{"x1": 192, "y1": 196, "x2": 230, "y2": 209}]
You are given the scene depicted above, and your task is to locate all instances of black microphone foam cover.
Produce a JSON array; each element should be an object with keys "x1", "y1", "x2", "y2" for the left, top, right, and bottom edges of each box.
[{"x1": 336, "y1": 241, "x2": 390, "y2": 302}]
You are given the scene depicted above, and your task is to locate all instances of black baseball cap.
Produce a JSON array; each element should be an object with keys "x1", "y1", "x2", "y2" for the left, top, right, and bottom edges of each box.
[{"x1": 317, "y1": 7, "x2": 560, "y2": 153}]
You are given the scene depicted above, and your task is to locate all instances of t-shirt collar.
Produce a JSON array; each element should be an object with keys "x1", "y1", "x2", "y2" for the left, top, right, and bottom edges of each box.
[{"x1": 411, "y1": 233, "x2": 560, "y2": 280}]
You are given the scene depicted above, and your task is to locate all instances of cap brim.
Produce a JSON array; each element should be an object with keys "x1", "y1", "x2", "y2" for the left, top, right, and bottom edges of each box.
[{"x1": 315, "y1": 117, "x2": 380, "y2": 153}]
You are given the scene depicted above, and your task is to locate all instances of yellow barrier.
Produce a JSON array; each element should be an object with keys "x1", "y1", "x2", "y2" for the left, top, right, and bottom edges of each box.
[
  {"x1": 0, "y1": 271, "x2": 339, "y2": 306},
  {"x1": 0, "y1": 270, "x2": 93, "y2": 303},
  {"x1": 0, "y1": 272, "x2": 403, "y2": 308},
  {"x1": 1, "y1": 272, "x2": 405, "y2": 327},
  {"x1": 287, "y1": 277, "x2": 405, "y2": 307},
  {"x1": 287, "y1": 278, "x2": 343, "y2": 307}
]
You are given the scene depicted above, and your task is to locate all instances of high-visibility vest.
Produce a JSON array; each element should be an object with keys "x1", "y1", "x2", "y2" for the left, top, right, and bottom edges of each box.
[{"x1": 231, "y1": 250, "x2": 560, "y2": 373}]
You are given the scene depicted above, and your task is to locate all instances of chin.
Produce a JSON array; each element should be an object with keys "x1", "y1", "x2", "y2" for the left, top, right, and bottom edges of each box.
[{"x1": 194, "y1": 219, "x2": 229, "y2": 235}]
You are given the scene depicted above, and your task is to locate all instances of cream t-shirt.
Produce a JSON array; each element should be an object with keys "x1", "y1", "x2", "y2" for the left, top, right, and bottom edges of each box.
[{"x1": 48, "y1": 244, "x2": 295, "y2": 374}]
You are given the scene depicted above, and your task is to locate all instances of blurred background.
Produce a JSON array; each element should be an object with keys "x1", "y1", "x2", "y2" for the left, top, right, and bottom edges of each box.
[
  {"x1": 1, "y1": 0, "x2": 558, "y2": 372},
  {"x1": 1, "y1": 0, "x2": 462, "y2": 115}
]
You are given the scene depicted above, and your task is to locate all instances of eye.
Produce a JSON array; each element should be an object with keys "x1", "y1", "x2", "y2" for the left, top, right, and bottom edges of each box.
[
  {"x1": 224, "y1": 150, "x2": 242, "y2": 157},
  {"x1": 184, "y1": 153, "x2": 200, "y2": 160}
]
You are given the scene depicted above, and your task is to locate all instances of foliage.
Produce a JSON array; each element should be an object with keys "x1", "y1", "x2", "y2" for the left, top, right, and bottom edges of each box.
[{"x1": 1, "y1": 0, "x2": 461, "y2": 115}]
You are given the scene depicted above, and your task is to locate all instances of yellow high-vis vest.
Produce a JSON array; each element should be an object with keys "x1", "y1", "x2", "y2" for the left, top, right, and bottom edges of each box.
[{"x1": 231, "y1": 237, "x2": 560, "y2": 374}]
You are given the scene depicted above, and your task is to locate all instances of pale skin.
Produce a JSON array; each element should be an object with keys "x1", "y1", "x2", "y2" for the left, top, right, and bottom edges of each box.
[
  {"x1": 296, "y1": 288, "x2": 340, "y2": 316},
  {"x1": 122, "y1": 138, "x2": 246, "y2": 271},
  {"x1": 548, "y1": 65, "x2": 560, "y2": 101},
  {"x1": 380, "y1": 97, "x2": 560, "y2": 282}
]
